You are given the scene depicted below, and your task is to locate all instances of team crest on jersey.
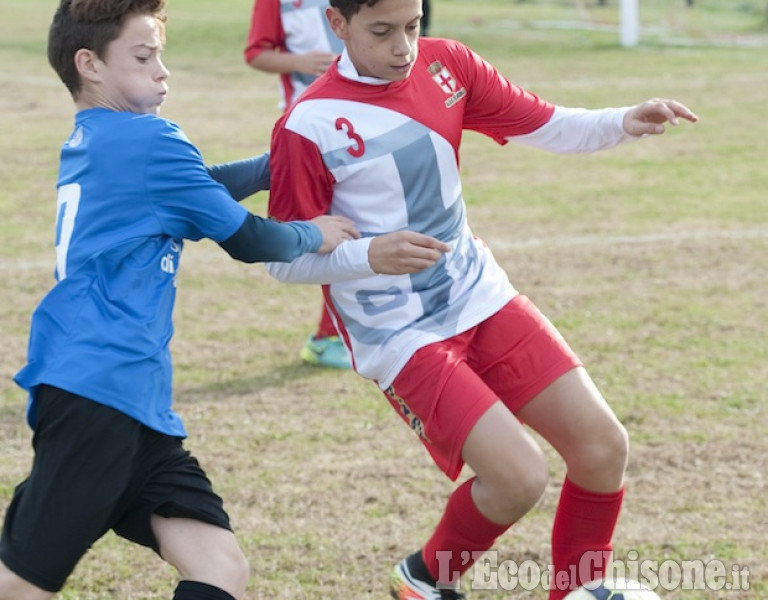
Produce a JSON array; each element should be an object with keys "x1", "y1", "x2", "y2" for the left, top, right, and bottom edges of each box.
[
  {"x1": 67, "y1": 126, "x2": 84, "y2": 148},
  {"x1": 428, "y1": 61, "x2": 466, "y2": 108}
]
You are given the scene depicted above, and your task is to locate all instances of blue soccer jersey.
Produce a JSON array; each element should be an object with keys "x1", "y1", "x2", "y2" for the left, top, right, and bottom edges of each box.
[{"x1": 15, "y1": 108, "x2": 255, "y2": 436}]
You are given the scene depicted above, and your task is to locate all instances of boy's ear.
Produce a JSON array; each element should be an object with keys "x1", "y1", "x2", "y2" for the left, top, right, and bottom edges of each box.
[
  {"x1": 326, "y1": 6, "x2": 350, "y2": 40},
  {"x1": 73, "y1": 48, "x2": 102, "y2": 84}
]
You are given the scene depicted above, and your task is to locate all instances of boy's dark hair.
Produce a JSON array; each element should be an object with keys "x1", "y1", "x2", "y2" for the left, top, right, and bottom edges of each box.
[
  {"x1": 329, "y1": 0, "x2": 381, "y2": 21},
  {"x1": 48, "y1": 0, "x2": 167, "y2": 98}
]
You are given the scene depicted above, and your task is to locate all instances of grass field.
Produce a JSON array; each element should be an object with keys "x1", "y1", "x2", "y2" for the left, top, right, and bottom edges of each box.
[{"x1": 1, "y1": 0, "x2": 767, "y2": 598}]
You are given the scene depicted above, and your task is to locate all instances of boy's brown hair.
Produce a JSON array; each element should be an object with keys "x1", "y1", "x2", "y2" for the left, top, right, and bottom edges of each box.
[
  {"x1": 48, "y1": 0, "x2": 167, "y2": 98},
  {"x1": 329, "y1": 0, "x2": 381, "y2": 21}
]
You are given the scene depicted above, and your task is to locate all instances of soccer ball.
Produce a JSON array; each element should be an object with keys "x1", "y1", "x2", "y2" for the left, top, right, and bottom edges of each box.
[{"x1": 564, "y1": 578, "x2": 661, "y2": 600}]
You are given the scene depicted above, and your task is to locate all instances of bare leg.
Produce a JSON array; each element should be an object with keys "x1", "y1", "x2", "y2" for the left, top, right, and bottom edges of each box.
[
  {"x1": 517, "y1": 367, "x2": 628, "y2": 491},
  {"x1": 461, "y1": 401, "x2": 549, "y2": 524},
  {"x1": 517, "y1": 367, "x2": 628, "y2": 599},
  {"x1": 0, "y1": 561, "x2": 53, "y2": 600},
  {"x1": 152, "y1": 516, "x2": 250, "y2": 600}
]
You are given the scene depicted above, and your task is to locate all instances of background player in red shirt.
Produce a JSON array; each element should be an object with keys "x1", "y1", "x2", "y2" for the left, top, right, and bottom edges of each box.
[
  {"x1": 244, "y1": 0, "x2": 351, "y2": 368},
  {"x1": 244, "y1": 0, "x2": 433, "y2": 369}
]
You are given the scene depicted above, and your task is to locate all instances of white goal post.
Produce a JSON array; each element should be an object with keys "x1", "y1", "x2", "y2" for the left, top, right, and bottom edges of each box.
[{"x1": 619, "y1": 0, "x2": 639, "y2": 46}]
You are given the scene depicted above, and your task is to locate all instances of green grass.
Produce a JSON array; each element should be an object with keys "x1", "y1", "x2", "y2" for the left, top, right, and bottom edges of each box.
[{"x1": 1, "y1": 0, "x2": 767, "y2": 598}]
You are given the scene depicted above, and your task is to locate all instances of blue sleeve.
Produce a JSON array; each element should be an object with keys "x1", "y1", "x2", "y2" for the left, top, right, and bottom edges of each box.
[
  {"x1": 206, "y1": 153, "x2": 271, "y2": 202},
  {"x1": 144, "y1": 120, "x2": 319, "y2": 261},
  {"x1": 145, "y1": 121, "x2": 249, "y2": 242},
  {"x1": 218, "y1": 216, "x2": 322, "y2": 263}
]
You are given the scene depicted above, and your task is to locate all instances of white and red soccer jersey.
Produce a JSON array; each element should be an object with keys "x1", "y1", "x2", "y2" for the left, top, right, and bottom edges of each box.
[
  {"x1": 244, "y1": 0, "x2": 344, "y2": 109},
  {"x1": 268, "y1": 37, "x2": 630, "y2": 388}
]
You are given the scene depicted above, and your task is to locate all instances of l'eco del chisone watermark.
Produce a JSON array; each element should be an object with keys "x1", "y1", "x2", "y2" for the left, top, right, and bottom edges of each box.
[{"x1": 435, "y1": 549, "x2": 751, "y2": 593}]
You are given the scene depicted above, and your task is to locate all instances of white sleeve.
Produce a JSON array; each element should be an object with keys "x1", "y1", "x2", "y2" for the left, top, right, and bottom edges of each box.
[
  {"x1": 266, "y1": 237, "x2": 376, "y2": 284},
  {"x1": 509, "y1": 105, "x2": 637, "y2": 154}
]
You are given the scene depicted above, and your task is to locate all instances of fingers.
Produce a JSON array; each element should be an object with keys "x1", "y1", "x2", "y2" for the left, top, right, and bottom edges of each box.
[
  {"x1": 625, "y1": 98, "x2": 698, "y2": 136},
  {"x1": 372, "y1": 253, "x2": 442, "y2": 275},
  {"x1": 309, "y1": 215, "x2": 360, "y2": 253},
  {"x1": 306, "y1": 51, "x2": 339, "y2": 75},
  {"x1": 314, "y1": 215, "x2": 360, "y2": 238},
  {"x1": 398, "y1": 230, "x2": 451, "y2": 253},
  {"x1": 368, "y1": 230, "x2": 451, "y2": 275},
  {"x1": 653, "y1": 101, "x2": 693, "y2": 127},
  {"x1": 665, "y1": 99, "x2": 699, "y2": 123},
  {"x1": 652, "y1": 101, "x2": 679, "y2": 127},
  {"x1": 647, "y1": 98, "x2": 699, "y2": 124},
  {"x1": 334, "y1": 220, "x2": 360, "y2": 241},
  {"x1": 398, "y1": 244, "x2": 445, "y2": 271}
]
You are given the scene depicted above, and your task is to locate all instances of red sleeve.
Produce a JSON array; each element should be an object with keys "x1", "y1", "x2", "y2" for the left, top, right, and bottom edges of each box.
[
  {"x1": 450, "y1": 40, "x2": 555, "y2": 144},
  {"x1": 243, "y1": 0, "x2": 285, "y2": 64},
  {"x1": 268, "y1": 120, "x2": 335, "y2": 222}
]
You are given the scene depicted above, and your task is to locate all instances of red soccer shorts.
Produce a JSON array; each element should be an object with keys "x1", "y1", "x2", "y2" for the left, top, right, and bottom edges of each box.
[{"x1": 383, "y1": 294, "x2": 582, "y2": 480}]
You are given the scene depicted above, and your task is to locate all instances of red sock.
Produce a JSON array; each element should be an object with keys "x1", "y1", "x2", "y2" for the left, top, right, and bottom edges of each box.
[
  {"x1": 314, "y1": 303, "x2": 337, "y2": 339},
  {"x1": 549, "y1": 478, "x2": 625, "y2": 600},
  {"x1": 423, "y1": 478, "x2": 512, "y2": 586}
]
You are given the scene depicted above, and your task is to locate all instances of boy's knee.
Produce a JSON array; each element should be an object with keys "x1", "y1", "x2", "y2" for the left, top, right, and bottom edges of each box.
[
  {"x1": 516, "y1": 455, "x2": 550, "y2": 508},
  {"x1": 155, "y1": 517, "x2": 250, "y2": 598},
  {"x1": 215, "y1": 546, "x2": 250, "y2": 599},
  {"x1": 233, "y1": 548, "x2": 251, "y2": 596},
  {"x1": 574, "y1": 419, "x2": 629, "y2": 481},
  {"x1": 171, "y1": 538, "x2": 250, "y2": 598},
  {"x1": 482, "y1": 451, "x2": 549, "y2": 522},
  {"x1": 192, "y1": 547, "x2": 250, "y2": 599},
  {"x1": 603, "y1": 420, "x2": 629, "y2": 470}
]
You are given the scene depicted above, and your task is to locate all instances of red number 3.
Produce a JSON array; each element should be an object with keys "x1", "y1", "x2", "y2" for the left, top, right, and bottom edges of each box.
[{"x1": 335, "y1": 117, "x2": 365, "y2": 158}]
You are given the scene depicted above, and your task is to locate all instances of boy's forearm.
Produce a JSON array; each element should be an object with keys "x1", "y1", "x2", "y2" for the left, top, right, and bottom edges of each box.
[
  {"x1": 218, "y1": 215, "x2": 321, "y2": 263},
  {"x1": 266, "y1": 238, "x2": 376, "y2": 284},
  {"x1": 510, "y1": 106, "x2": 635, "y2": 154},
  {"x1": 248, "y1": 50, "x2": 300, "y2": 75}
]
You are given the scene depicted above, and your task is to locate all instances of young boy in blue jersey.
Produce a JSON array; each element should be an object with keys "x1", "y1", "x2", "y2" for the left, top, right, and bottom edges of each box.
[{"x1": 0, "y1": 1, "x2": 361, "y2": 599}]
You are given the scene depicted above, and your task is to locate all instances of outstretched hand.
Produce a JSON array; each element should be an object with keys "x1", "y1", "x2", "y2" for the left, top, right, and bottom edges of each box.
[
  {"x1": 623, "y1": 98, "x2": 699, "y2": 137},
  {"x1": 311, "y1": 215, "x2": 360, "y2": 254},
  {"x1": 369, "y1": 230, "x2": 451, "y2": 275}
]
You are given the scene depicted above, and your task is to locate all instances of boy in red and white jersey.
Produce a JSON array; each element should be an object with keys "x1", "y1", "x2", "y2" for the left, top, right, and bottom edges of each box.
[{"x1": 266, "y1": 0, "x2": 698, "y2": 598}]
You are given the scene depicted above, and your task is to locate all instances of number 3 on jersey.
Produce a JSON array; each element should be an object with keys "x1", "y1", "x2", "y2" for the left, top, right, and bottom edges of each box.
[
  {"x1": 335, "y1": 117, "x2": 365, "y2": 158},
  {"x1": 55, "y1": 183, "x2": 81, "y2": 281}
]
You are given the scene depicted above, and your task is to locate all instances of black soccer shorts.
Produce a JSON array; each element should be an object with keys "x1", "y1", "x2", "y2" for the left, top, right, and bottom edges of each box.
[{"x1": 0, "y1": 385, "x2": 232, "y2": 592}]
